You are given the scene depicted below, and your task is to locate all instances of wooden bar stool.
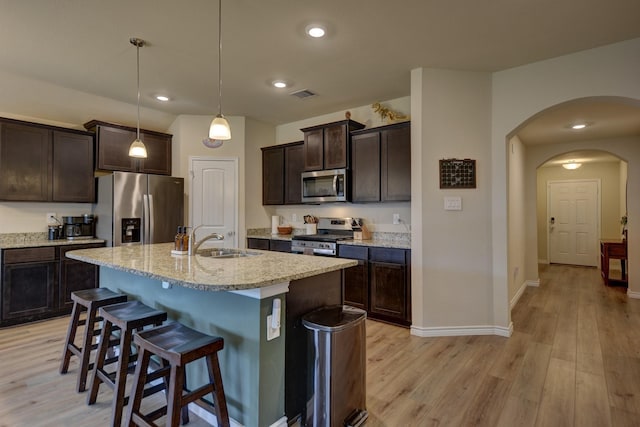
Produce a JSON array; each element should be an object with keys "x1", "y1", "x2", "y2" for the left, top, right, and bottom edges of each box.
[
  {"x1": 59, "y1": 288, "x2": 128, "y2": 392},
  {"x1": 86, "y1": 300, "x2": 168, "y2": 427},
  {"x1": 125, "y1": 322, "x2": 230, "y2": 427}
]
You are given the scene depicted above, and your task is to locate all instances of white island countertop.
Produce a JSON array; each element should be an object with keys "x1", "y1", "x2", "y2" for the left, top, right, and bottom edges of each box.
[{"x1": 66, "y1": 242, "x2": 357, "y2": 292}]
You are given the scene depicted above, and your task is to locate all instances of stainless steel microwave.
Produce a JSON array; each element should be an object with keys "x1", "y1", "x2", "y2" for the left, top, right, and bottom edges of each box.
[{"x1": 301, "y1": 169, "x2": 348, "y2": 203}]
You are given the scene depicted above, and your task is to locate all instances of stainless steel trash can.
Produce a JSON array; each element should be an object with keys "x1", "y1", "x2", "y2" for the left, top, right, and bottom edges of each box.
[{"x1": 302, "y1": 305, "x2": 368, "y2": 427}]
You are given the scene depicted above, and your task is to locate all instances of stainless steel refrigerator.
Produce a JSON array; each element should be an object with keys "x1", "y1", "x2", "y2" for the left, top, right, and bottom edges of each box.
[{"x1": 93, "y1": 172, "x2": 184, "y2": 246}]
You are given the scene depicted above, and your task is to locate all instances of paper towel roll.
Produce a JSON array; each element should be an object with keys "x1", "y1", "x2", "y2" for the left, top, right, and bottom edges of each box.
[{"x1": 271, "y1": 216, "x2": 280, "y2": 234}]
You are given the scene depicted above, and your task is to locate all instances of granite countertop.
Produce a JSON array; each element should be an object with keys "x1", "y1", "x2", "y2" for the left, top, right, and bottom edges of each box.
[
  {"x1": 0, "y1": 233, "x2": 105, "y2": 250},
  {"x1": 66, "y1": 243, "x2": 357, "y2": 292},
  {"x1": 246, "y1": 229, "x2": 411, "y2": 250}
]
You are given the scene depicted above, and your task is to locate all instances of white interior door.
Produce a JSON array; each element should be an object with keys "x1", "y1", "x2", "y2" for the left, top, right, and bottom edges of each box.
[
  {"x1": 190, "y1": 157, "x2": 238, "y2": 248},
  {"x1": 548, "y1": 180, "x2": 599, "y2": 266}
]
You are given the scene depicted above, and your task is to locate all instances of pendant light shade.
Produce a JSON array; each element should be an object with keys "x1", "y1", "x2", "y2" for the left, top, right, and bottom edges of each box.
[
  {"x1": 209, "y1": 114, "x2": 231, "y2": 140},
  {"x1": 129, "y1": 37, "x2": 147, "y2": 158},
  {"x1": 205, "y1": 0, "x2": 231, "y2": 146}
]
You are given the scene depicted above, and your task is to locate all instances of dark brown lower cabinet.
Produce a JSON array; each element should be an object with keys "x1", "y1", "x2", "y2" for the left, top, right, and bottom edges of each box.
[
  {"x1": 247, "y1": 237, "x2": 291, "y2": 252},
  {"x1": 1, "y1": 242, "x2": 104, "y2": 326},
  {"x1": 370, "y1": 261, "x2": 407, "y2": 320},
  {"x1": 338, "y1": 246, "x2": 369, "y2": 311},
  {"x1": 2, "y1": 250, "x2": 57, "y2": 322},
  {"x1": 59, "y1": 244, "x2": 103, "y2": 310}
]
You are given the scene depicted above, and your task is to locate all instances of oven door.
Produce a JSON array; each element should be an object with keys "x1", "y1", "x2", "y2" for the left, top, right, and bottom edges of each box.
[{"x1": 301, "y1": 169, "x2": 347, "y2": 203}]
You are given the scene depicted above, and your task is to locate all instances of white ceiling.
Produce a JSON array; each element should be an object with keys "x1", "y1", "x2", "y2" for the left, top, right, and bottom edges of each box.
[{"x1": 1, "y1": 0, "x2": 639, "y2": 147}]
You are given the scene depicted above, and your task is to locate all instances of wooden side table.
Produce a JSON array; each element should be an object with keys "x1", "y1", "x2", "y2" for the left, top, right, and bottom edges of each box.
[{"x1": 600, "y1": 239, "x2": 628, "y2": 285}]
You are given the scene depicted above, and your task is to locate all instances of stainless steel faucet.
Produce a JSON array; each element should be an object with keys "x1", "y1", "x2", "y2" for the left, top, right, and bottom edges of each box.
[{"x1": 188, "y1": 224, "x2": 224, "y2": 256}]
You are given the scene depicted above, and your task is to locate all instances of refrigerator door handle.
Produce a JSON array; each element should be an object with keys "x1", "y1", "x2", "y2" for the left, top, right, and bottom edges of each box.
[
  {"x1": 148, "y1": 194, "x2": 154, "y2": 243},
  {"x1": 143, "y1": 194, "x2": 150, "y2": 244}
]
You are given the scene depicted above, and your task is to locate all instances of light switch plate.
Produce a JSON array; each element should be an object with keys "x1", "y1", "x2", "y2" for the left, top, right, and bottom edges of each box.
[{"x1": 444, "y1": 196, "x2": 462, "y2": 211}]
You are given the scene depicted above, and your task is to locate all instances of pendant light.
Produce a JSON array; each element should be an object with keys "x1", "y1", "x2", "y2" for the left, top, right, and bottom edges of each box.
[
  {"x1": 205, "y1": 0, "x2": 231, "y2": 145},
  {"x1": 129, "y1": 37, "x2": 147, "y2": 158}
]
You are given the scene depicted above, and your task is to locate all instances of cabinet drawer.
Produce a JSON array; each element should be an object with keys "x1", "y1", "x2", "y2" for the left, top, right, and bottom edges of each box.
[
  {"x1": 3, "y1": 247, "x2": 56, "y2": 264},
  {"x1": 369, "y1": 247, "x2": 406, "y2": 264},
  {"x1": 247, "y1": 238, "x2": 270, "y2": 250},
  {"x1": 59, "y1": 243, "x2": 105, "y2": 259},
  {"x1": 338, "y1": 245, "x2": 368, "y2": 260},
  {"x1": 270, "y1": 240, "x2": 292, "y2": 253}
]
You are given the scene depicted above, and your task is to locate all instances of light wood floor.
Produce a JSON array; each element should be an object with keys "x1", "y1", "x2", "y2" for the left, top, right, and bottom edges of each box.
[{"x1": 1, "y1": 264, "x2": 639, "y2": 426}]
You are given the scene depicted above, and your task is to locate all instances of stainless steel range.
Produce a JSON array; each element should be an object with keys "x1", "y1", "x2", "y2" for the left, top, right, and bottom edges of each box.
[{"x1": 291, "y1": 217, "x2": 362, "y2": 256}]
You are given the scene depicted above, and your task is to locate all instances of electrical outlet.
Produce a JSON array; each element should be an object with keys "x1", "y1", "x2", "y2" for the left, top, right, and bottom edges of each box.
[
  {"x1": 393, "y1": 213, "x2": 400, "y2": 225},
  {"x1": 46, "y1": 212, "x2": 57, "y2": 224},
  {"x1": 292, "y1": 213, "x2": 297, "y2": 222}
]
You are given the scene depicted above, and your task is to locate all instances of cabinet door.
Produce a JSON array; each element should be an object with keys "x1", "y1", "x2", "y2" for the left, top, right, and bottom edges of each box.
[
  {"x1": 59, "y1": 244, "x2": 103, "y2": 310},
  {"x1": 303, "y1": 128, "x2": 323, "y2": 171},
  {"x1": 381, "y1": 124, "x2": 411, "y2": 201},
  {"x1": 52, "y1": 131, "x2": 95, "y2": 202},
  {"x1": 370, "y1": 261, "x2": 407, "y2": 321},
  {"x1": 96, "y1": 125, "x2": 136, "y2": 172},
  {"x1": 0, "y1": 122, "x2": 51, "y2": 201},
  {"x1": 2, "y1": 261, "x2": 57, "y2": 321},
  {"x1": 343, "y1": 259, "x2": 369, "y2": 310},
  {"x1": 139, "y1": 132, "x2": 172, "y2": 175},
  {"x1": 284, "y1": 143, "x2": 304, "y2": 204},
  {"x1": 262, "y1": 146, "x2": 284, "y2": 205},
  {"x1": 323, "y1": 123, "x2": 348, "y2": 169},
  {"x1": 351, "y1": 132, "x2": 381, "y2": 202}
]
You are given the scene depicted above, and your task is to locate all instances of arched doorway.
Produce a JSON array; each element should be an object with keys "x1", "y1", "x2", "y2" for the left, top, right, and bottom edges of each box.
[{"x1": 506, "y1": 97, "x2": 639, "y2": 310}]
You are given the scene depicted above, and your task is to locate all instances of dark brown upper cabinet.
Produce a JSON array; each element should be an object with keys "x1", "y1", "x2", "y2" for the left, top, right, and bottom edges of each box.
[
  {"x1": 0, "y1": 118, "x2": 94, "y2": 202},
  {"x1": 351, "y1": 122, "x2": 411, "y2": 203},
  {"x1": 52, "y1": 131, "x2": 95, "y2": 202},
  {"x1": 84, "y1": 120, "x2": 172, "y2": 175},
  {"x1": 262, "y1": 141, "x2": 304, "y2": 205},
  {"x1": 301, "y1": 119, "x2": 364, "y2": 171}
]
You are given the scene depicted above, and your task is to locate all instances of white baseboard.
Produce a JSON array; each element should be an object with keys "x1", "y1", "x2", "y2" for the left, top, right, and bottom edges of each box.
[
  {"x1": 410, "y1": 322, "x2": 512, "y2": 338},
  {"x1": 538, "y1": 259, "x2": 549, "y2": 264},
  {"x1": 628, "y1": 289, "x2": 640, "y2": 299},
  {"x1": 526, "y1": 279, "x2": 540, "y2": 287},
  {"x1": 510, "y1": 279, "x2": 538, "y2": 309},
  {"x1": 188, "y1": 403, "x2": 246, "y2": 427}
]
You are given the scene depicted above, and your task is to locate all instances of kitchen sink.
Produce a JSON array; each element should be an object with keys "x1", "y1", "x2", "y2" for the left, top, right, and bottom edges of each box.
[{"x1": 196, "y1": 248, "x2": 261, "y2": 258}]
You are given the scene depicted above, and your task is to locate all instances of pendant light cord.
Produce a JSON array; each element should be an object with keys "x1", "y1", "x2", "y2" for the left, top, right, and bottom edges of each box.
[
  {"x1": 218, "y1": 0, "x2": 223, "y2": 116},
  {"x1": 136, "y1": 41, "x2": 141, "y2": 140}
]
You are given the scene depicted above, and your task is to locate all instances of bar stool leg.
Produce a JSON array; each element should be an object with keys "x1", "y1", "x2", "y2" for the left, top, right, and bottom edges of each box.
[
  {"x1": 206, "y1": 353, "x2": 230, "y2": 427},
  {"x1": 126, "y1": 347, "x2": 152, "y2": 427},
  {"x1": 166, "y1": 364, "x2": 184, "y2": 427},
  {"x1": 77, "y1": 305, "x2": 98, "y2": 392},
  {"x1": 111, "y1": 327, "x2": 134, "y2": 427},
  {"x1": 87, "y1": 320, "x2": 113, "y2": 404},
  {"x1": 60, "y1": 301, "x2": 82, "y2": 374}
]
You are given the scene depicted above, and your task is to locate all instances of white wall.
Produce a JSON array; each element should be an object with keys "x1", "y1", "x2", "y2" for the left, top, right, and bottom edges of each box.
[
  {"x1": 494, "y1": 38, "x2": 640, "y2": 303},
  {"x1": 411, "y1": 68, "x2": 496, "y2": 335},
  {"x1": 508, "y1": 135, "x2": 528, "y2": 306}
]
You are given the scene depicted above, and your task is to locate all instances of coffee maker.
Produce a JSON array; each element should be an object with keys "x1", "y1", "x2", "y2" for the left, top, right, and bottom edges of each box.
[{"x1": 62, "y1": 214, "x2": 96, "y2": 240}]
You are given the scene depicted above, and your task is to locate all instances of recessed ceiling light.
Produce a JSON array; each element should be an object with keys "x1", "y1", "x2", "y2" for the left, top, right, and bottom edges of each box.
[
  {"x1": 306, "y1": 25, "x2": 326, "y2": 38},
  {"x1": 571, "y1": 123, "x2": 587, "y2": 130},
  {"x1": 562, "y1": 161, "x2": 582, "y2": 170},
  {"x1": 272, "y1": 80, "x2": 287, "y2": 89},
  {"x1": 155, "y1": 95, "x2": 170, "y2": 102}
]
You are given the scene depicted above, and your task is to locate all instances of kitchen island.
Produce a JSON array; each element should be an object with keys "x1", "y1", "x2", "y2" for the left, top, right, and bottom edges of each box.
[{"x1": 67, "y1": 243, "x2": 357, "y2": 427}]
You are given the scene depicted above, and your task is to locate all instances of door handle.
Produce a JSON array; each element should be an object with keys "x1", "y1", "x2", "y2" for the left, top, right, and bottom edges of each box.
[{"x1": 550, "y1": 217, "x2": 555, "y2": 224}]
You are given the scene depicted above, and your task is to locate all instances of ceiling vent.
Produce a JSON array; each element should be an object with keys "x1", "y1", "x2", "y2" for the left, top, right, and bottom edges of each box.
[{"x1": 290, "y1": 89, "x2": 317, "y2": 99}]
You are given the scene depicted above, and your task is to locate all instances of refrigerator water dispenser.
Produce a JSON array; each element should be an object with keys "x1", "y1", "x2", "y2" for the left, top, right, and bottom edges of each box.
[{"x1": 122, "y1": 218, "x2": 141, "y2": 244}]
